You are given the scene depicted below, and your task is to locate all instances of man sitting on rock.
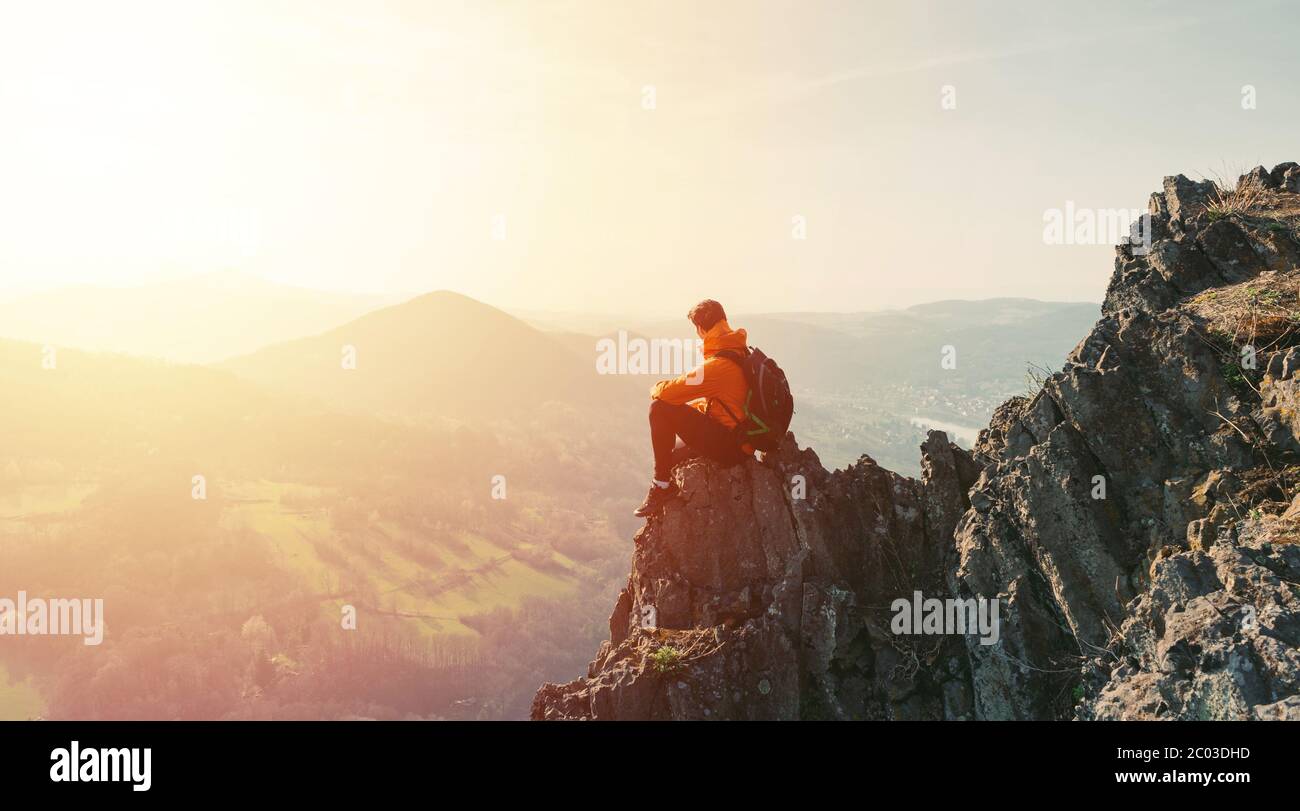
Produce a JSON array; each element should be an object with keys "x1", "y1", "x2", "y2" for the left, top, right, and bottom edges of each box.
[{"x1": 635, "y1": 299, "x2": 751, "y2": 517}]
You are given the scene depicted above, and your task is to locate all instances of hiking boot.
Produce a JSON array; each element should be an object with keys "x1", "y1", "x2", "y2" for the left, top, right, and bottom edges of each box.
[{"x1": 633, "y1": 482, "x2": 679, "y2": 517}]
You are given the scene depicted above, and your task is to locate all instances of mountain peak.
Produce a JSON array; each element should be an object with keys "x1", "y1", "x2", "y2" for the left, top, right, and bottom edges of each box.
[
  {"x1": 533, "y1": 163, "x2": 1300, "y2": 721},
  {"x1": 221, "y1": 289, "x2": 634, "y2": 421}
]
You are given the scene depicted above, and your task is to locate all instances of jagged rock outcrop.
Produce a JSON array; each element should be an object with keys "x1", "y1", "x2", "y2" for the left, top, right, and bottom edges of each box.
[
  {"x1": 954, "y1": 164, "x2": 1300, "y2": 719},
  {"x1": 534, "y1": 164, "x2": 1300, "y2": 720},
  {"x1": 532, "y1": 433, "x2": 979, "y2": 720},
  {"x1": 1078, "y1": 517, "x2": 1300, "y2": 720}
]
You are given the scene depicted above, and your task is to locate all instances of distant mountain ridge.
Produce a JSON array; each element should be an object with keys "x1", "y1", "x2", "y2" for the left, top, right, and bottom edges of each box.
[
  {"x1": 220, "y1": 290, "x2": 642, "y2": 423},
  {"x1": 0, "y1": 271, "x2": 393, "y2": 364},
  {"x1": 5, "y1": 271, "x2": 1102, "y2": 474}
]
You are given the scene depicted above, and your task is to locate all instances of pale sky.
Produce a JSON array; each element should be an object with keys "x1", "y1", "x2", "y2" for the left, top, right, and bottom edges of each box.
[{"x1": 1, "y1": 0, "x2": 1297, "y2": 314}]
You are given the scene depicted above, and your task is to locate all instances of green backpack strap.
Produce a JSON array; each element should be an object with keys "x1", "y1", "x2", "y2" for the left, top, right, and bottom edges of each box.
[{"x1": 712, "y1": 350, "x2": 769, "y2": 441}]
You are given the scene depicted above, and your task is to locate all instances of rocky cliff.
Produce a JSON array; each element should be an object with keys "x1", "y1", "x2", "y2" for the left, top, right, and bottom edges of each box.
[{"x1": 533, "y1": 164, "x2": 1300, "y2": 720}]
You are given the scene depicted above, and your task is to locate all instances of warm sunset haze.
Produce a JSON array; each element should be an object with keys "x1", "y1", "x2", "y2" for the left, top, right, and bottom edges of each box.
[
  {"x1": 2, "y1": 0, "x2": 1297, "y2": 724},
  {"x1": 4, "y1": 1, "x2": 1297, "y2": 314}
]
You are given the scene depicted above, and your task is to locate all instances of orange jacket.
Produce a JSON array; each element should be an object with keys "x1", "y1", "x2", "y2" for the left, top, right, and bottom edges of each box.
[{"x1": 650, "y1": 320, "x2": 749, "y2": 429}]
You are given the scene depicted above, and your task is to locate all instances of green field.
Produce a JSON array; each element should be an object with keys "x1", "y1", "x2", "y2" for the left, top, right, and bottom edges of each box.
[{"x1": 223, "y1": 480, "x2": 588, "y2": 636}]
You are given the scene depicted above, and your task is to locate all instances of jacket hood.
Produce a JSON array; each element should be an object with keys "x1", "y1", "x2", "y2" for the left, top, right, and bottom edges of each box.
[{"x1": 702, "y1": 320, "x2": 747, "y2": 357}]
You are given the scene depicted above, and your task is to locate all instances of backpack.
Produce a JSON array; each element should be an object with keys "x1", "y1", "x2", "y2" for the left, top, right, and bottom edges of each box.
[{"x1": 714, "y1": 347, "x2": 794, "y2": 453}]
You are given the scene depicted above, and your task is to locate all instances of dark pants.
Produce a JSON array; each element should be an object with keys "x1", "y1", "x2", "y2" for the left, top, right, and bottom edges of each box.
[{"x1": 649, "y1": 399, "x2": 745, "y2": 482}]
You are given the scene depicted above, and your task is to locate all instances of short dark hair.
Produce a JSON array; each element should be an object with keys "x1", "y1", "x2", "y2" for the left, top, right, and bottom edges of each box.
[{"x1": 687, "y1": 299, "x2": 726, "y2": 331}]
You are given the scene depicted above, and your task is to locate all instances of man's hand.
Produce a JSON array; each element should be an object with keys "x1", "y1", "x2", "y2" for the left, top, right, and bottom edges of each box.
[{"x1": 651, "y1": 362, "x2": 713, "y2": 405}]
